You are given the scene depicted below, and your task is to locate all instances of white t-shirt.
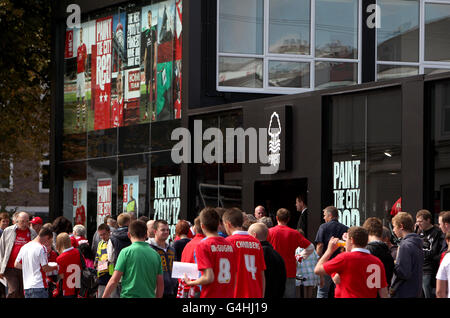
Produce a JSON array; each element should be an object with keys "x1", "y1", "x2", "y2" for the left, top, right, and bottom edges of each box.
[
  {"x1": 16, "y1": 241, "x2": 48, "y2": 289},
  {"x1": 436, "y1": 253, "x2": 450, "y2": 298}
]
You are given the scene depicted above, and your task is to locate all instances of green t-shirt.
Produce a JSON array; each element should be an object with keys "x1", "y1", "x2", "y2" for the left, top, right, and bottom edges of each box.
[{"x1": 115, "y1": 241, "x2": 163, "y2": 298}]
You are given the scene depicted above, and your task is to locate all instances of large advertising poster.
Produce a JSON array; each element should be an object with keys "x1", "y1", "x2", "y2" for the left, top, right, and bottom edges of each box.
[
  {"x1": 97, "y1": 178, "x2": 112, "y2": 228},
  {"x1": 63, "y1": 21, "x2": 95, "y2": 134},
  {"x1": 73, "y1": 180, "x2": 87, "y2": 227},
  {"x1": 93, "y1": 16, "x2": 113, "y2": 130},
  {"x1": 153, "y1": 174, "x2": 181, "y2": 239},
  {"x1": 63, "y1": 1, "x2": 182, "y2": 134},
  {"x1": 123, "y1": 175, "x2": 139, "y2": 215}
]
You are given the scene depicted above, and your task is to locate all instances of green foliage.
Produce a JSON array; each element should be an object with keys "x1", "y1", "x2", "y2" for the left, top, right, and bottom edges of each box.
[{"x1": 0, "y1": 0, "x2": 51, "y2": 166}]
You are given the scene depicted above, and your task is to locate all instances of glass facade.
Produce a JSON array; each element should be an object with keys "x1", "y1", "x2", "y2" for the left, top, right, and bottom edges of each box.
[
  {"x1": 58, "y1": 0, "x2": 183, "y2": 239},
  {"x1": 427, "y1": 79, "x2": 450, "y2": 216},
  {"x1": 217, "y1": 0, "x2": 361, "y2": 93},
  {"x1": 327, "y1": 88, "x2": 402, "y2": 227},
  {"x1": 189, "y1": 111, "x2": 243, "y2": 219}
]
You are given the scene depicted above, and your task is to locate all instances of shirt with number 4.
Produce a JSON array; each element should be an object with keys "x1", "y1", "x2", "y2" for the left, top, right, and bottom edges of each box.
[
  {"x1": 226, "y1": 231, "x2": 266, "y2": 298},
  {"x1": 195, "y1": 236, "x2": 236, "y2": 298}
]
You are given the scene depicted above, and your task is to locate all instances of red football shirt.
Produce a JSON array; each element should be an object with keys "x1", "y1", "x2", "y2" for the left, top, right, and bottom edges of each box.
[
  {"x1": 268, "y1": 225, "x2": 311, "y2": 277},
  {"x1": 75, "y1": 205, "x2": 85, "y2": 226},
  {"x1": 77, "y1": 43, "x2": 87, "y2": 74},
  {"x1": 195, "y1": 236, "x2": 236, "y2": 298},
  {"x1": 56, "y1": 247, "x2": 83, "y2": 296},
  {"x1": 323, "y1": 249, "x2": 388, "y2": 298},
  {"x1": 181, "y1": 234, "x2": 206, "y2": 263},
  {"x1": 111, "y1": 97, "x2": 124, "y2": 128},
  {"x1": 7, "y1": 229, "x2": 32, "y2": 268},
  {"x1": 226, "y1": 232, "x2": 266, "y2": 298}
]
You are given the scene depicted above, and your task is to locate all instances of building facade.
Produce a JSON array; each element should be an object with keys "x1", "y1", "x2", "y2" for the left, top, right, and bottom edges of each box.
[{"x1": 51, "y1": 0, "x2": 450, "y2": 241}]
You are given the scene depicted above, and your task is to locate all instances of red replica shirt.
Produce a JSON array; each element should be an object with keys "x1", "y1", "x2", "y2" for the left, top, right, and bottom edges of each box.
[
  {"x1": 70, "y1": 235, "x2": 79, "y2": 248},
  {"x1": 195, "y1": 236, "x2": 236, "y2": 298},
  {"x1": 226, "y1": 232, "x2": 266, "y2": 298},
  {"x1": 323, "y1": 249, "x2": 388, "y2": 298},
  {"x1": 56, "y1": 247, "x2": 83, "y2": 296},
  {"x1": 268, "y1": 225, "x2": 311, "y2": 277},
  {"x1": 77, "y1": 43, "x2": 87, "y2": 74},
  {"x1": 7, "y1": 229, "x2": 31, "y2": 268},
  {"x1": 75, "y1": 205, "x2": 85, "y2": 226}
]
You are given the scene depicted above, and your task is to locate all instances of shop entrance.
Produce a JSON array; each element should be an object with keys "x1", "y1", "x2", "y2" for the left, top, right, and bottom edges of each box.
[{"x1": 254, "y1": 178, "x2": 308, "y2": 229}]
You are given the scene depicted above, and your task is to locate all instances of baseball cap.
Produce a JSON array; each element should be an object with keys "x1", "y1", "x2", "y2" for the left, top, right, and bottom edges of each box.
[{"x1": 31, "y1": 216, "x2": 43, "y2": 225}]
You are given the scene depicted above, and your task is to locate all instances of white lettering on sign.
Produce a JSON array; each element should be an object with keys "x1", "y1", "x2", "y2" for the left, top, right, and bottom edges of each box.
[
  {"x1": 333, "y1": 160, "x2": 361, "y2": 227},
  {"x1": 153, "y1": 175, "x2": 181, "y2": 239}
]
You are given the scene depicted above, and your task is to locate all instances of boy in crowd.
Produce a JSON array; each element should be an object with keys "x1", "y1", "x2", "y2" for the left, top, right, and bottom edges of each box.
[
  {"x1": 183, "y1": 207, "x2": 236, "y2": 298},
  {"x1": 314, "y1": 226, "x2": 389, "y2": 298},
  {"x1": 223, "y1": 208, "x2": 266, "y2": 298}
]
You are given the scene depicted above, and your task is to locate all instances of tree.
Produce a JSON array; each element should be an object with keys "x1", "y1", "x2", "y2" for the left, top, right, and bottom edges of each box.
[{"x1": 0, "y1": 0, "x2": 51, "y2": 201}]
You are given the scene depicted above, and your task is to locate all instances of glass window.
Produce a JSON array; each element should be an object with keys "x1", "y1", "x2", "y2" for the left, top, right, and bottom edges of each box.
[
  {"x1": 218, "y1": 57, "x2": 263, "y2": 88},
  {"x1": 218, "y1": 0, "x2": 264, "y2": 54},
  {"x1": 315, "y1": 0, "x2": 358, "y2": 59},
  {"x1": 118, "y1": 123, "x2": 150, "y2": 155},
  {"x1": 424, "y1": 68, "x2": 450, "y2": 76},
  {"x1": 427, "y1": 80, "x2": 450, "y2": 213},
  {"x1": 150, "y1": 151, "x2": 181, "y2": 240},
  {"x1": 39, "y1": 160, "x2": 50, "y2": 193},
  {"x1": 425, "y1": 3, "x2": 450, "y2": 62},
  {"x1": 190, "y1": 111, "x2": 243, "y2": 217},
  {"x1": 118, "y1": 155, "x2": 149, "y2": 218},
  {"x1": 377, "y1": 0, "x2": 419, "y2": 62},
  {"x1": 377, "y1": 64, "x2": 418, "y2": 80},
  {"x1": 327, "y1": 88, "x2": 402, "y2": 226},
  {"x1": 0, "y1": 161, "x2": 12, "y2": 191},
  {"x1": 61, "y1": 161, "x2": 87, "y2": 230},
  {"x1": 269, "y1": 0, "x2": 310, "y2": 55},
  {"x1": 268, "y1": 61, "x2": 310, "y2": 88},
  {"x1": 315, "y1": 61, "x2": 358, "y2": 89}
]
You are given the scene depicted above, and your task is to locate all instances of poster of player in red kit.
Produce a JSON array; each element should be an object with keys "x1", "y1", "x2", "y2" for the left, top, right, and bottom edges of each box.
[
  {"x1": 73, "y1": 180, "x2": 87, "y2": 228},
  {"x1": 174, "y1": 0, "x2": 182, "y2": 119},
  {"x1": 93, "y1": 17, "x2": 113, "y2": 130}
]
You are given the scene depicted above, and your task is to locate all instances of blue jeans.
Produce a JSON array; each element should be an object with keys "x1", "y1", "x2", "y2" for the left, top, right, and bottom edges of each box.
[
  {"x1": 317, "y1": 274, "x2": 334, "y2": 298},
  {"x1": 422, "y1": 274, "x2": 435, "y2": 298},
  {"x1": 24, "y1": 288, "x2": 48, "y2": 298}
]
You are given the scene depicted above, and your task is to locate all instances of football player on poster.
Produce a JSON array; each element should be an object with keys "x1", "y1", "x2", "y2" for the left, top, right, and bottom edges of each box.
[
  {"x1": 76, "y1": 27, "x2": 88, "y2": 131},
  {"x1": 142, "y1": 9, "x2": 158, "y2": 121},
  {"x1": 73, "y1": 181, "x2": 87, "y2": 227},
  {"x1": 111, "y1": 71, "x2": 124, "y2": 128}
]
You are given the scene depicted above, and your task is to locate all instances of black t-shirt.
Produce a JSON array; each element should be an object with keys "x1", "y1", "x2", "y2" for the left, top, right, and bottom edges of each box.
[
  {"x1": 315, "y1": 219, "x2": 349, "y2": 259},
  {"x1": 172, "y1": 237, "x2": 191, "y2": 262}
]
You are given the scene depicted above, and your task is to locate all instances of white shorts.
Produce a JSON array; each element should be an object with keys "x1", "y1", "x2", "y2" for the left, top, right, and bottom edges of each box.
[{"x1": 76, "y1": 72, "x2": 86, "y2": 98}]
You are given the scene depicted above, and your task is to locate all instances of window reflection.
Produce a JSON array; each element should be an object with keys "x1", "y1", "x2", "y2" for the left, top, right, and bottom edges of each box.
[
  {"x1": 269, "y1": 0, "x2": 310, "y2": 55},
  {"x1": 377, "y1": 64, "x2": 418, "y2": 81},
  {"x1": 377, "y1": 0, "x2": 419, "y2": 62},
  {"x1": 315, "y1": 62, "x2": 357, "y2": 89},
  {"x1": 425, "y1": 4, "x2": 450, "y2": 62},
  {"x1": 219, "y1": 0, "x2": 264, "y2": 54},
  {"x1": 268, "y1": 61, "x2": 310, "y2": 88},
  {"x1": 315, "y1": 0, "x2": 358, "y2": 59},
  {"x1": 218, "y1": 57, "x2": 263, "y2": 88}
]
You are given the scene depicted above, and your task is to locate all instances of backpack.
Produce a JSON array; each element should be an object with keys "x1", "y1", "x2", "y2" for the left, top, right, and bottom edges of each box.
[{"x1": 77, "y1": 248, "x2": 99, "y2": 298}]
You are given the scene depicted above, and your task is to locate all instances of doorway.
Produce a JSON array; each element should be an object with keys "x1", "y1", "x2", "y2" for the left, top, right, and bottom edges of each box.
[{"x1": 254, "y1": 178, "x2": 308, "y2": 229}]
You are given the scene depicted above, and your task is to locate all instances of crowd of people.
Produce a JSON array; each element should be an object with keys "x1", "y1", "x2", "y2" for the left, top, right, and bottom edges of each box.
[{"x1": 0, "y1": 204, "x2": 448, "y2": 299}]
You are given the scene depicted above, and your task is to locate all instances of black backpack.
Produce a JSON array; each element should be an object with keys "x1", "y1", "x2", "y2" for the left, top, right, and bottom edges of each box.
[{"x1": 77, "y1": 248, "x2": 99, "y2": 298}]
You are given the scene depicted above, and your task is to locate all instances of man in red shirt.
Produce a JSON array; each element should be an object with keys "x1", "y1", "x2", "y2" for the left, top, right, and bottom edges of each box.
[
  {"x1": 56, "y1": 232, "x2": 83, "y2": 298},
  {"x1": 0, "y1": 212, "x2": 37, "y2": 298},
  {"x1": 111, "y1": 71, "x2": 124, "y2": 128},
  {"x1": 223, "y1": 208, "x2": 266, "y2": 298},
  {"x1": 314, "y1": 226, "x2": 389, "y2": 298},
  {"x1": 183, "y1": 207, "x2": 236, "y2": 298},
  {"x1": 268, "y1": 208, "x2": 314, "y2": 298},
  {"x1": 177, "y1": 217, "x2": 205, "y2": 298}
]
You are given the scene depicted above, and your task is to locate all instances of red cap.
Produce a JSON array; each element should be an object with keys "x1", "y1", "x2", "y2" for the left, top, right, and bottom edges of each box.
[{"x1": 31, "y1": 217, "x2": 43, "y2": 225}]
